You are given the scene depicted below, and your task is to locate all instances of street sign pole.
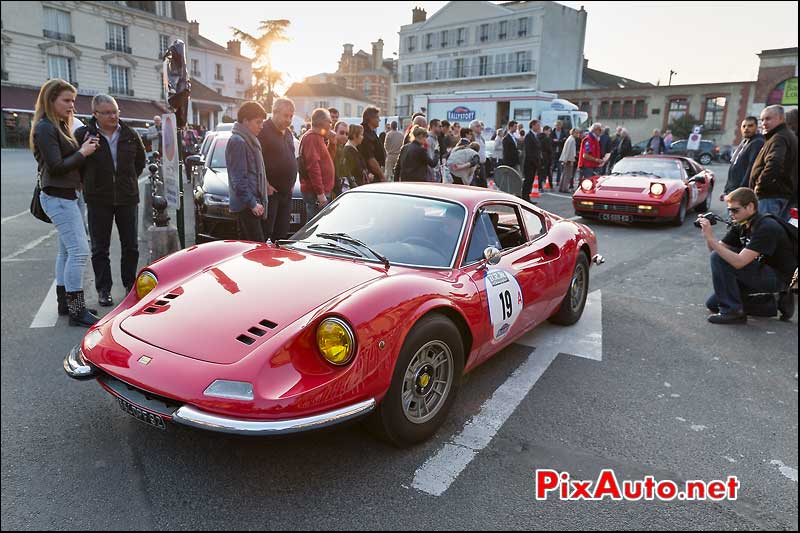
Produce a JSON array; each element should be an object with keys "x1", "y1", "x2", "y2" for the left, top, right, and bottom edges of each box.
[{"x1": 177, "y1": 130, "x2": 185, "y2": 248}]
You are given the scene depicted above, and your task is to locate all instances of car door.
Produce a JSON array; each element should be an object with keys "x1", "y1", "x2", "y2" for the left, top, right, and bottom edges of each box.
[
  {"x1": 688, "y1": 159, "x2": 712, "y2": 206},
  {"x1": 461, "y1": 202, "x2": 557, "y2": 361},
  {"x1": 671, "y1": 140, "x2": 687, "y2": 155}
]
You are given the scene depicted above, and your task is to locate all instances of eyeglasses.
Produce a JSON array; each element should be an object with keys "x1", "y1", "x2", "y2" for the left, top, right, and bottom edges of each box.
[
  {"x1": 95, "y1": 109, "x2": 120, "y2": 116},
  {"x1": 727, "y1": 207, "x2": 742, "y2": 214}
]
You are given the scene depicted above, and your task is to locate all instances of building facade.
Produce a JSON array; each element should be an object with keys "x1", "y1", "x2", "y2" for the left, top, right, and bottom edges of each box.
[
  {"x1": 394, "y1": 1, "x2": 586, "y2": 118},
  {"x1": 556, "y1": 48, "x2": 798, "y2": 147},
  {"x1": 284, "y1": 82, "x2": 373, "y2": 123},
  {"x1": 1, "y1": 0, "x2": 188, "y2": 146},
  {"x1": 305, "y1": 40, "x2": 395, "y2": 116}
]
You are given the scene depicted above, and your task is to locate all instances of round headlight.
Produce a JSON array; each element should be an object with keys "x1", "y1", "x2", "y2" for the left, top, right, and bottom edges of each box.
[
  {"x1": 135, "y1": 271, "x2": 158, "y2": 299},
  {"x1": 650, "y1": 183, "x2": 666, "y2": 196},
  {"x1": 316, "y1": 318, "x2": 355, "y2": 366},
  {"x1": 580, "y1": 179, "x2": 594, "y2": 192}
]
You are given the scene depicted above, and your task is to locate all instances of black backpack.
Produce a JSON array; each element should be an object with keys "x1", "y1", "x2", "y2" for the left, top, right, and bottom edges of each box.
[{"x1": 756, "y1": 213, "x2": 798, "y2": 268}]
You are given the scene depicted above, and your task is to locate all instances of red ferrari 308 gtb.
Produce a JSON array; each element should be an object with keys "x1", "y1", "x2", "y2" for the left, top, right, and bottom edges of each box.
[
  {"x1": 573, "y1": 155, "x2": 715, "y2": 225},
  {"x1": 65, "y1": 183, "x2": 603, "y2": 446}
]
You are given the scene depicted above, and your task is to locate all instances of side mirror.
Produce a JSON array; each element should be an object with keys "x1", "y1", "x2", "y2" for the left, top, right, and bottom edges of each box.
[
  {"x1": 185, "y1": 154, "x2": 203, "y2": 168},
  {"x1": 688, "y1": 174, "x2": 706, "y2": 184},
  {"x1": 482, "y1": 247, "x2": 502, "y2": 267}
]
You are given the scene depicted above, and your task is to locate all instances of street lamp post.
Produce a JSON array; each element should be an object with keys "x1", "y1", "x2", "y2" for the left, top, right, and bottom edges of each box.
[{"x1": 669, "y1": 70, "x2": 677, "y2": 86}]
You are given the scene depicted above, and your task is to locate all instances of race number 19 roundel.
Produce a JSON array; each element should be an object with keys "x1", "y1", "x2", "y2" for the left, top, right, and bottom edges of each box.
[{"x1": 485, "y1": 269, "x2": 523, "y2": 339}]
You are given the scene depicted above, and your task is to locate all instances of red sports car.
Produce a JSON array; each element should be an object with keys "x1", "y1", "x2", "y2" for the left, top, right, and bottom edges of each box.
[
  {"x1": 64, "y1": 183, "x2": 602, "y2": 446},
  {"x1": 573, "y1": 155, "x2": 715, "y2": 225}
]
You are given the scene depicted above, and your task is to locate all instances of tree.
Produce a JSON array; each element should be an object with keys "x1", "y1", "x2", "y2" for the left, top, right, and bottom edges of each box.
[
  {"x1": 232, "y1": 19, "x2": 290, "y2": 111},
  {"x1": 668, "y1": 113, "x2": 700, "y2": 140}
]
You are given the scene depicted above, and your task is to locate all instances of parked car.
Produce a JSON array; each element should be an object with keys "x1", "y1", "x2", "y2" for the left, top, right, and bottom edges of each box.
[
  {"x1": 64, "y1": 183, "x2": 602, "y2": 446},
  {"x1": 667, "y1": 139, "x2": 720, "y2": 165},
  {"x1": 133, "y1": 127, "x2": 152, "y2": 152},
  {"x1": 185, "y1": 132, "x2": 306, "y2": 243}
]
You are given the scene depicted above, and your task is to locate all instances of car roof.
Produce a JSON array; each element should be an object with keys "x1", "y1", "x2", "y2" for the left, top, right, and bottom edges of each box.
[{"x1": 351, "y1": 182, "x2": 530, "y2": 210}]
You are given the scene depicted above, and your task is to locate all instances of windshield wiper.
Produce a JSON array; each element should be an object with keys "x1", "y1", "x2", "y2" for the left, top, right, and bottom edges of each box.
[
  {"x1": 306, "y1": 242, "x2": 362, "y2": 257},
  {"x1": 316, "y1": 232, "x2": 390, "y2": 269}
]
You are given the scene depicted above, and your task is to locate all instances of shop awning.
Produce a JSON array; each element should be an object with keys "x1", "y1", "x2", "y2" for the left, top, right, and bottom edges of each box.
[{"x1": 1, "y1": 85, "x2": 169, "y2": 122}]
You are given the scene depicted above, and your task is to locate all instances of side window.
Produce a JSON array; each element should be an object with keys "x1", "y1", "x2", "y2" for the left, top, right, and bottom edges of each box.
[
  {"x1": 520, "y1": 207, "x2": 545, "y2": 240},
  {"x1": 673, "y1": 141, "x2": 686, "y2": 151},
  {"x1": 465, "y1": 204, "x2": 525, "y2": 264}
]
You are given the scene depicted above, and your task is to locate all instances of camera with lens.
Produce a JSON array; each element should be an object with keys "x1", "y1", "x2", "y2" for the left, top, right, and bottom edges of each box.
[{"x1": 694, "y1": 212, "x2": 728, "y2": 228}]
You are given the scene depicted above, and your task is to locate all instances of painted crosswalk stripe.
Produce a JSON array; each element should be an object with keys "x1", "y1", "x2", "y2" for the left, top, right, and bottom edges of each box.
[{"x1": 30, "y1": 280, "x2": 59, "y2": 328}]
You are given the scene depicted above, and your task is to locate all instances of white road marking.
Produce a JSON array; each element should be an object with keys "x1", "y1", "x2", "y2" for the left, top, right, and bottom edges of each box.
[
  {"x1": 544, "y1": 192, "x2": 573, "y2": 199},
  {"x1": 412, "y1": 290, "x2": 602, "y2": 496},
  {"x1": 770, "y1": 460, "x2": 798, "y2": 482},
  {"x1": 30, "y1": 280, "x2": 59, "y2": 328},
  {"x1": 1, "y1": 210, "x2": 29, "y2": 224},
  {"x1": 1, "y1": 229, "x2": 57, "y2": 262}
]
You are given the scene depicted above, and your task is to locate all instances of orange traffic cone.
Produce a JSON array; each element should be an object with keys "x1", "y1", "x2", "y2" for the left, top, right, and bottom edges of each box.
[
  {"x1": 543, "y1": 177, "x2": 552, "y2": 190},
  {"x1": 530, "y1": 175, "x2": 541, "y2": 199}
]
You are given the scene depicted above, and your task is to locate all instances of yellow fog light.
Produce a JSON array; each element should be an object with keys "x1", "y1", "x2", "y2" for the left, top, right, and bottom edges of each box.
[
  {"x1": 135, "y1": 271, "x2": 158, "y2": 299},
  {"x1": 316, "y1": 318, "x2": 355, "y2": 366}
]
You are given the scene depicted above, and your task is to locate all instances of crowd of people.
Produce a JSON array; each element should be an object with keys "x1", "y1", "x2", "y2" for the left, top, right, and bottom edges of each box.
[{"x1": 28, "y1": 76, "x2": 797, "y2": 331}]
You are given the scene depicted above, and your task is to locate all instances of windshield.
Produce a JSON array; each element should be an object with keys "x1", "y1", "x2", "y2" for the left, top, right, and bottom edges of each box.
[
  {"x1": 290, "y1": 192, "x2": 466, "y2": 268},
  {"x1": 209, "y1": 137, "x2": 229, "y2": 169},
  {"x1": 612, "y1": 158, "x2": 683, "y2": 180}
]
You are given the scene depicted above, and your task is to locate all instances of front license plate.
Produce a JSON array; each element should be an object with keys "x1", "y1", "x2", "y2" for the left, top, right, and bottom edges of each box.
[
  {"x1": 599, "y1": 213, "x2": 632, "y2": 222},
  {"x1": 290, "y1": 213, "x2": 300, "y2": 224},
  {"x1": 117, "y1": 397, "x2": 166, "y2": 430}
]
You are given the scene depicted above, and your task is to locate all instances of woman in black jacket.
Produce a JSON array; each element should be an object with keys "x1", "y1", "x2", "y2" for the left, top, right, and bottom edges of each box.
[
  {"x1": 335, "y1": 124, "x2": 370, "y2": 197},
  {"x1": 30, "y1": 79, "x2": 100, "y2": 327},
  {"x1": 394, "y1": 126, "x2": 438, "y2": 182}
]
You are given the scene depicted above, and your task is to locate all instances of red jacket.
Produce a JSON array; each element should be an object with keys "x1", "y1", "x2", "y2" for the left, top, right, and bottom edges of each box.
[
  {"x1": 578, "y1": 133, "x2": 602, "y2": 168},
  {"x1": 299, "y1": 130, "x2": 335, "y2": 195}
]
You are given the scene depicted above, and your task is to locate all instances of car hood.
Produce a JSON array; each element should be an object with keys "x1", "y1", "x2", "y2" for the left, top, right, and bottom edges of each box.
[
  {"x1": 120, "y1": 246, "x2": 385, "y2": 364},
  {"x1": 597, "y1": 174, "x2": 671, "y2": 192},
  {"x1": 201, "y1": 168, "x2": 229, "y2": 197}
]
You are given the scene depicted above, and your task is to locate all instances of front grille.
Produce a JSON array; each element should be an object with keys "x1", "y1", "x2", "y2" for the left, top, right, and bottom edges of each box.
[
  {"x1": 98, "y1": 373, "x2": 182, "y2": 417},
  {"x1": 593, "y1": 203, "x2": 639, "y2": 214},
  {"x1": 291, "y1": 198, "x2": 307, "y2": 227}
]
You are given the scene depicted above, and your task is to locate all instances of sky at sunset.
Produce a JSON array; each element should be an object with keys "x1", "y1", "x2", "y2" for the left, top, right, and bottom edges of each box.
[{"x1": 185, "y1": 1, "x2": 798, "y2": 92}]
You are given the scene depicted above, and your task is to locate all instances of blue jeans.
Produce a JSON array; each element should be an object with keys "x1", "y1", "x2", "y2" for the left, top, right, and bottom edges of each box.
[
  {"x1": 303, "y1": 191, "x2": 331, "y2": 221},
  {"x1": 706, "y1": 251, "x2": 783, "y2": 315},
  {"x1": 40, "y1": 191, "x2": 90, "y2": 292},
  {"x1": 758, "y1": 198, "x2": 790, "y2": 220}
]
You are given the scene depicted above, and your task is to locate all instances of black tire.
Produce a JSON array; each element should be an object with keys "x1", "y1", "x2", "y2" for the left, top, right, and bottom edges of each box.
[
  {"x1": 194, "y1": 207, "x2": 206, "y2": 244},
  {"x1": 549, "y1": 253, "x2": 590, "y2": 326},
  {"x1": 672, "y1": 194, "x2": 688, "y2": 226},
  {"x1": 699, "y1": 153, "x2": 712, "y2": 165},
  {"x1": 369, "y1": 314, "x2": 464, "y2": 447}
]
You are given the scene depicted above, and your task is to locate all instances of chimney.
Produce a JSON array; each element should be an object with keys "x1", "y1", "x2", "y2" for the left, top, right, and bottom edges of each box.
[
  {"x1": 371, "y1": 39, "x2": 384, "y2": 70},
  {"x1": 227, "y1": 40, "x2": 241, "y2": 56},
  {"x1": 189, "y1": 20, "x2": 199, "y2": 36},
  {"x1": 343, "y1": 43, "x2": 354, "y2": 56},
  {"x1": 412, "y1": 7, "x2": 427, "y2": 23}
]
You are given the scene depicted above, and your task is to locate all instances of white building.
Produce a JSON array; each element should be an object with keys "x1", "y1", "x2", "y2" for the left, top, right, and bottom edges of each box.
[
  {"x1": 1, "y1": 0, "x2": 188, "y2": 146},
  {"x1": 395, "y1": 1, "x2": 586, "y2": 117},
  {"x1": 284, "y1": 82, "x2": 374, "y2": 123}
]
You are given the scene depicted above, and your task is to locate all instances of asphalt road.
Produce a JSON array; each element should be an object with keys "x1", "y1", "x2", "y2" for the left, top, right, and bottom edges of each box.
[{"x1": 2, "y1": 149, "x2": 797, "y2": 530}]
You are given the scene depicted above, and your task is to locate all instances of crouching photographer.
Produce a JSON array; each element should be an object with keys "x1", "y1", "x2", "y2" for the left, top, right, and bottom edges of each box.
[{"x1": 698, "y1": 187, "x2": 796, "y2": 324}]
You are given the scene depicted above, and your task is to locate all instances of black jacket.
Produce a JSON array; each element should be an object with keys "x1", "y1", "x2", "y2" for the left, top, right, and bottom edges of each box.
[
  {"x1": 724, "y1": 135, "x2": 765, "y2": 194},
  {"x1": 395, "y1": 140, "x2": 436, "y2": 182},
  {"x1": 523, "y1": 131, "x2": 541, "y2": 175},
  {"x1": 550, "y1": 128, "x2": 566, "y2": 155},
  {"x1": 537, "y1": 132, "x2": 553, "y2": 162},
  {"x1": 33, "y1": 117, "x2": 85, "y2": 191},
  {"x1": 343, "y1": 144, "x2": 368, "y2": 186},
  {"x1": 748, "y1": 123, "x2": 797, "y2": 200},
  {"x1": 599, "y1": 133, "x2": 612, "y2": 155},
  {"x1": 257, "y1": 119, "x2": 298, "y2": 193},
  {"x1": 501, "y1": 134, "x2": 520, "y2": 167},
  {"x1": 76, "y1": 118, "x2": 146, "y2": 206}
]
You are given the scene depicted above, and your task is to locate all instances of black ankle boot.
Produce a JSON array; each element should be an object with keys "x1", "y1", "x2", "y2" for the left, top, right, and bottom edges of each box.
[
  {"x1": 57, "y1": 285, "x2": 69, "y2": 316},
  {"x1": 58, "y1": 285, "x2": 97, "y2": 316},
  {"x1": 67, "y1": 291, "x2": 100, "y2": 327}
]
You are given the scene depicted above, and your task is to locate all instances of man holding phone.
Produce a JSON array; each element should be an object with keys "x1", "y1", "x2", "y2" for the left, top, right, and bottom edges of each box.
[{"x1": 75, "y1": 94, "x2": 146, "y2": 307}]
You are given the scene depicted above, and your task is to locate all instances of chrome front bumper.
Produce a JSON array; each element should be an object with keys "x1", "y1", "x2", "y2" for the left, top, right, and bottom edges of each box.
[
  {"x1": 63, "y1": 344, "x2": 99, "y2": 380},
  {"x1": 171, "y1": 399, "x2": 376, "y2": 436}
]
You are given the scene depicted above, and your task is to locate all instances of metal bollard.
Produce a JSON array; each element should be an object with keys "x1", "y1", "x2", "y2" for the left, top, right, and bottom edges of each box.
[{"x1": 146, "y1": 155, "x2": 180, "y2": 262}]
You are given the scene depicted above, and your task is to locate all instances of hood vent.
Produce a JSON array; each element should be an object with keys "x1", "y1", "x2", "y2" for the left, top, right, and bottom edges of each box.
[{"x1": 235, "y1": 319, "x2": 279, "y2": 346}]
